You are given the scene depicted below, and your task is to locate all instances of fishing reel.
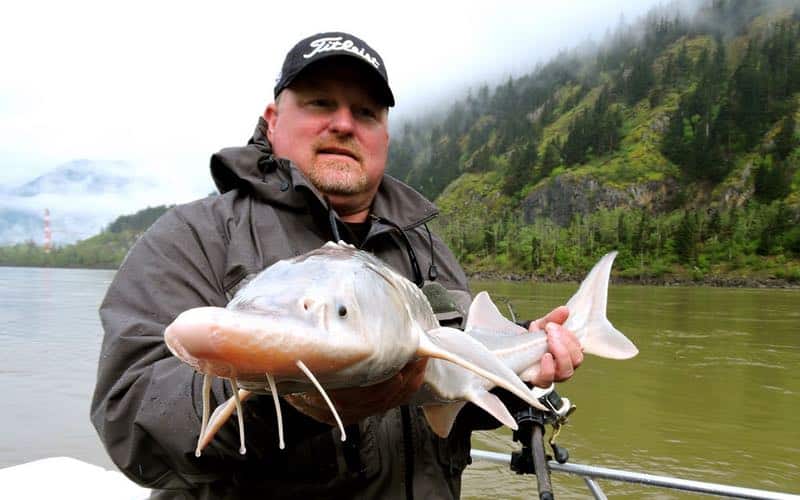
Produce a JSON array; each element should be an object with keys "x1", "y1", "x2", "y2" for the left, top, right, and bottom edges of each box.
[{"x1": 510, "y1": 384, "x2": 575, "y2": 500}]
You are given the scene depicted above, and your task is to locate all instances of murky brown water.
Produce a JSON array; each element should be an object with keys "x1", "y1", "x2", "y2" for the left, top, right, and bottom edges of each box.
[
  {"x1": 1, "y1": 267, "x2": 798, "y2": 498},
  {"x1": 462, "y1": 280, "x2": 800, "y2": 498}
]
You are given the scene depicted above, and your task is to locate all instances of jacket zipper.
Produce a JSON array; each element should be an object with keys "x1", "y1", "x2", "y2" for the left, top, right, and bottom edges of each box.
[{"x1": 401, "y1": 405, "x2": 414, "y2": 500}]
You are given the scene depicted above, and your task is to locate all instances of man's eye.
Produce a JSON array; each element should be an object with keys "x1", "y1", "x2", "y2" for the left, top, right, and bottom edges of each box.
[
  {"x1": 356, "y1": 107, "x2": 378, "y2": 119},
  {"x1": 308, "y1": 99, "x2": 333, "y2": 108}
]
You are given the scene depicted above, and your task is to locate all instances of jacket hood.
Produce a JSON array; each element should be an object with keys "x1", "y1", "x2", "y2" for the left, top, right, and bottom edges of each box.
[{"x1": 210, "y1": 117, "x2": 439, "y2": 230}]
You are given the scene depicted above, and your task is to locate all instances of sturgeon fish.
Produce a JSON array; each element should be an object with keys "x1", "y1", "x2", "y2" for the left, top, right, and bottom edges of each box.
[{"x1": 165, "y1": 242, "x2": 558, "y2": 455}]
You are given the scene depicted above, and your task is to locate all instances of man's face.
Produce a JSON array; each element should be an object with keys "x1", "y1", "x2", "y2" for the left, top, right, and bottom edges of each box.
[{"x1": 266, "y1": 59, "x2": 389, "y2": 219}]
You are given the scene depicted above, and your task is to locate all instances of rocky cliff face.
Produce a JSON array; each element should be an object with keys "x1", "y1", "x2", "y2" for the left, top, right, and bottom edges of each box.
[{"x1": 521, "y1": 174, "x2": 681, "y2": 225}]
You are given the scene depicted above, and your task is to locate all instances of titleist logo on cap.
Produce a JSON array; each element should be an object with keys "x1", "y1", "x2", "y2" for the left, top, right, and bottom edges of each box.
[{"x1": 303, "y1": 36, "x2": 381, "y2": 69}]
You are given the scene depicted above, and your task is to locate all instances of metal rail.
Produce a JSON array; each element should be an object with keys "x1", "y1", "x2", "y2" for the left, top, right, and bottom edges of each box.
[{"x1": 471, "y1": 449, "x2": 800, "y2": 499}]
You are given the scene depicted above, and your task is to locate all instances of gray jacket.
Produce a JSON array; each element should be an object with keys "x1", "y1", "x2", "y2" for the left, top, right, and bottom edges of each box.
[{"x1": 91, "y1": 119, "x2": 486, "y2": 499}]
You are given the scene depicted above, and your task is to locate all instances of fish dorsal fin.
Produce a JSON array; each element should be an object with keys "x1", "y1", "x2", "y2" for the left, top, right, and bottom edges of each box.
[
  {"x1": 423, "y1": 402, "x2": 467, "y2": 438},
  {"x1": 324, "y1": 240, "x2": 357, "y2": 250},
  {"x1": 466, "y1": 291, "x2": 527, "y2": 334},
  {"x1": 565, "y1": 251, "x2": 638, "y2": 359},
  {"x1": 418, "y1": 327, "x2": 548, "y2": 412}
]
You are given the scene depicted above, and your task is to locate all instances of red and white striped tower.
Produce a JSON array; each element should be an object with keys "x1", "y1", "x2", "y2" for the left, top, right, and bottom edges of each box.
[{"x1": 43, "y1": 208, "x2": 52, "y2": 253}]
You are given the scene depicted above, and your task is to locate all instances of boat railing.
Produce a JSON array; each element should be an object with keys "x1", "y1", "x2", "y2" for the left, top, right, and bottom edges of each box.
[{"x1": 471, "y1": 449, "x2": 800, "y2": 499}]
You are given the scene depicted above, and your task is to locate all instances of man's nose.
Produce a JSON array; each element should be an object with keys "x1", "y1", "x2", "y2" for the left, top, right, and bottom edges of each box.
[{"x1": 328, "y1": 106, "x2": 355, "y2": 135}]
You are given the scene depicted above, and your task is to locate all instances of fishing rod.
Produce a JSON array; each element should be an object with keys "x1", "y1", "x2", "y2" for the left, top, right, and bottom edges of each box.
[
  {"x1": 503, "y1": 301, "x2": 575, "y2": 499},
  {"x1": 509, "y1": 384, "x2": 574, "y2": 500}
]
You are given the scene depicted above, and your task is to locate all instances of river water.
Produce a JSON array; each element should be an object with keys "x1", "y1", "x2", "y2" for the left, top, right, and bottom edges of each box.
[
  {"x1": 1, "y1": 267, "x2": 798, "y2": 498},
  {"x1": 463, "y1": 279, "x2": 800, "y2": 498}
]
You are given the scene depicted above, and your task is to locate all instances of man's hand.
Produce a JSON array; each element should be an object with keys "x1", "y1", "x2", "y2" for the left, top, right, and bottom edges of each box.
[
  {"x1": 284, "y1": 357, "x2": 429, "y2": 426},
  {"x1": 527, "y1": 306, "x2": 583, "y2": 387}
]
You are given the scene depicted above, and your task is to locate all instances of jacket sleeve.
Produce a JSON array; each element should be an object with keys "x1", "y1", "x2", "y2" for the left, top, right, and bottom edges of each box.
[{"x1": 90, "y1": 205, "x2": 329, "y2": 490}]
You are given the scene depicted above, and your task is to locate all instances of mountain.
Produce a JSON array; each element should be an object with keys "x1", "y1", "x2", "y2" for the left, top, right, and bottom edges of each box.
[
  {"x1": 0, "y1": 159, "x2": 159, "y2": 245},
  {"x1": 387, "y1": 0, "x2": 800, "y2": 283},
  {"x1": 14, "y1": 159, "x2": 144, "y2": 197}
]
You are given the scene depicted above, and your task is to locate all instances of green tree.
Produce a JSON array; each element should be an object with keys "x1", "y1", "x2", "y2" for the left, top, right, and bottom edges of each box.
[
  {"x1": 675, "y1": 211, "x2": 698, "y2": 264},
  {"x1": 502, "y1": 142, "x2": 538, "y2": 196},
  {"x1": 541, "y1": 140, "x2": 561, "y2": 174},
  {"x1": 775, "y1": 113, "x2": 797, "y2": 161}
]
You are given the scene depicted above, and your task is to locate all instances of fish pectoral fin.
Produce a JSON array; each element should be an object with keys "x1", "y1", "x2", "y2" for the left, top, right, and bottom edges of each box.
[
  {"x1": 422, "y1": 402, "x2": 467, "y2": 438},
  {"x1": 468, "y1": 390, "x2": 518, "y2": 431},
  {"x1": 419, "y1": 327, "x2": 549, "y2": 412}
]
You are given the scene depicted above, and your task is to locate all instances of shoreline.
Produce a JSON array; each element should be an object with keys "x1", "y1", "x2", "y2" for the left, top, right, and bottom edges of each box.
[
  {"x1": 467, "y1": 271, "x2": 800, "y2": 289},
  {"x1": 3, "y1": 264, "x2": 798, "y2": 289}
]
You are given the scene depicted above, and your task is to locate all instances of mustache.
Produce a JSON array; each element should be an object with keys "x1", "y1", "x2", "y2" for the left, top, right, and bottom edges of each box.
[{"x1": 313, "y1": 139, "x2": 363, "y2": 162}]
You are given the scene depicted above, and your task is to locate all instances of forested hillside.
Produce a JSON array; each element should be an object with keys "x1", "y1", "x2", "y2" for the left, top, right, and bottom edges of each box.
[{"x1": 387, "y1": 0, "x2": 800, "y2": 284}]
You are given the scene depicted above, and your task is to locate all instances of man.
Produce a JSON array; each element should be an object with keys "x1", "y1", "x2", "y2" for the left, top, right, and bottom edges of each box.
[{"x1": 91, "y1": 32, "x2": 583, "y2": 499}]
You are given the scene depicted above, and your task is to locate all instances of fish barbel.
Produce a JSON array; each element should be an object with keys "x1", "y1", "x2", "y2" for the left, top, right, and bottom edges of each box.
[{"x1": 164, "y1": 241, "x2": 555, "y2": 455}]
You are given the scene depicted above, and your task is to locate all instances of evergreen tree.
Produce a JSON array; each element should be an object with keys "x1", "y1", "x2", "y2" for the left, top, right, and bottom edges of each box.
[
  {"x1": 624, "y1": 49, "x2": 655, "y2": 105},
  {"x1": 775, "y1": 112, "x2": 797, "y2": 161},
  {"x1": 541, "y1": 139, "x2": 562, "y2": 175},
  {"x1": 675, "y1": 211, "x2": 698, "y2": 264},
  {"x1": 754, "y1": 156, "x2": 791, "y2": 202},
  {"x1": 617, "y1": 212, "x2": 628, "y2": 246},
  {"x1": 707, "y1": 209, "x2": 722, "y2": 237},
  {"x1": 632, "y1": 211, "x2": 650, "y2": 256},
  {"x1": 502, "y1": 142, "x2": 538, "y2": 196}
]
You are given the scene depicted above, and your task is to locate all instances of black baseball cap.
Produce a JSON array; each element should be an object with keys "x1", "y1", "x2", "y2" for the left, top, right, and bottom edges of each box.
[{"x1": 274, "y1": 32, "x2": 395, "y2": 107}]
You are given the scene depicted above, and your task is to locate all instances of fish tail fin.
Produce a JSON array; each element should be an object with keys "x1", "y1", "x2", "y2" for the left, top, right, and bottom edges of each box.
[
  {"x1": 566, "y1": 251, "x2": 638, "y2": 359},
  {"x1": 419, "y1": 327, "x2": 549, "y2": 412}
]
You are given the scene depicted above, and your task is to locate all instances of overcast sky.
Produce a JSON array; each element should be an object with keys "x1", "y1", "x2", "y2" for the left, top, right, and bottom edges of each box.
[{"x1": 1, "y1": 0, "x2": 671, "y2": 202}]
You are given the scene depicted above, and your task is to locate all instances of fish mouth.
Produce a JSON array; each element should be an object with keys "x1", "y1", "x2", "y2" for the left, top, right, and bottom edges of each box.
[{"x1": 164, "y1": 306, "x2": 371, "y2": 381}]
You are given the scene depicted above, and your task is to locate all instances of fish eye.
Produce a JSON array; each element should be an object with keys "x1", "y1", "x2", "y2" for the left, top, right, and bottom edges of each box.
[{"x1": 337, "y1": 305, "x2": 347, "y2": 317}]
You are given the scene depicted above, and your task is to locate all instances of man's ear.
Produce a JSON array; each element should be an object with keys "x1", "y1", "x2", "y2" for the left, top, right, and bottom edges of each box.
[{"x1": 264, "y1": 103, "x2": 278, "y2": 142}]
